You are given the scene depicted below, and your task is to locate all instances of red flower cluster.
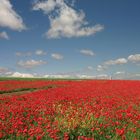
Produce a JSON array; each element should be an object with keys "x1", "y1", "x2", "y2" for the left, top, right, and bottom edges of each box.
[{"x1": 0, "y1": 80, "x2": 140, "y2": 139}]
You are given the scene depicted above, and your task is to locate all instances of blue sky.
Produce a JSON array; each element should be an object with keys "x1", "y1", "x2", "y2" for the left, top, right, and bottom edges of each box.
[{"x1": 0, "y1": 0, "x2": 140, "y2": 79}]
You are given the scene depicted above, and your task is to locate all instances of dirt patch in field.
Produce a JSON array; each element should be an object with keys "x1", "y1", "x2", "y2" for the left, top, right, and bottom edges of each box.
[
  {"x1": 0, "y1": 85, "x2": 58, "y2": 96},
  {"x1": 3, "y1": 90, "x2": 38, "y2": 96}
]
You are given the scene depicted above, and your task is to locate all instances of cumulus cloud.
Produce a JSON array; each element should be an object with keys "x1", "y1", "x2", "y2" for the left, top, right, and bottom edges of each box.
[
  {"x1": 80, "y1": 49, "x2": 94, "y2": 56},
  {"x1": 44, "y1": 74, "x2": 70, "y2": 79},
  {"x1": 128, "y1": 54, "x2": 140, "y2": 63},
  {"x1": 0, "y1": 0, "x2": 26, "y2": 31},
  {"x1": 104, "y1": 58, "x2": 127, "y2": 66},
  {"x1": 44, "y1": 74, "x2": 112, "y2": 79},
  {"x1": 11, "y1": 72, "x2": 34, "y2": 78},
  {"x1": 33, "y1": 0, "x2": 56, "y2": 14},
  {"x1": 17, "y1": 59, "x2": 46, "y2": 68},
  {"x1": 35, "y1": 50, "x2": 47, "y2": 55},
  {"x1": 76, "y1": 75, "x2": 96, "y2": 79},
  {"x1": 0, "y1": 31, "x2": 9, "y2": 40},
  {"x1": 51, "y1": 53, "x2": 63, "y2": 60},
  {"x1": 44, "y1": 74, "x2": 96, "y2": 79},
  {"x1": 97, "y1": 58, "x2": 127, "y2": 71},
  {"x1": 43, "y1": 72, "x2": 140, "y2": 80},
  {"x1": 97, "y1": 65, "x2": 107, "y2": 71},
  {"x1": 96, "y1": 74, "x2": 111, "y2": 79},
  {"x1": 33, "y1": 0, "x2": 104, "y2": 38}
]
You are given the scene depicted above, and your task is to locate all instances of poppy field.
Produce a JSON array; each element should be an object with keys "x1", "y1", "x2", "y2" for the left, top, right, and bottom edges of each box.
[{"x1": 0, "y1": 79, "x2": 140, "y2": 140}]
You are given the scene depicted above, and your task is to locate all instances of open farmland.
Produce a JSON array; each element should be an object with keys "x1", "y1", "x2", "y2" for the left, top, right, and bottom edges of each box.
[{"x1": 0, "y1": 80, "x2": 140, "y2": 140}]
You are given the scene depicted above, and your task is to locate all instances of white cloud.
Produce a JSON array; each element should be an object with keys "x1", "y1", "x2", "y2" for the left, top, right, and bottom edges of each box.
[
  {"x1": 11, "y1": 72, "x2": 34, "y2": 78},
  {"x1": 43, "y1": 72, "x2": 140, "y2": 80},
  {"x1": 80, "y1": 49, "x2": 95, "y2": 56},
  {"x1": 130, "y1": 73, "x2": 140, "y2": 79},
  {"x1": 97, "y1": 65, "x2": 107, "y2": 71},
  {"x1": 15, "y1": 52, "x2": 32, "y2": 57},
  {"x1": 104, "y1": 58, "x2": 127, "y2": 66},
  {"x1": 44, "y1": 74, "x2": 70, "y2": 78},
  {"x1": 17, "y1": 59, "x2": 46, "y2": 68},
  {"x1": 97, "y1": 58, "x2": 127, "y2": 72},
  {"x1": 87, "y1": 66, "x2": 93, "y2": 70},
  {"x1": 0, "y1": 0, "x2": 26, "y2": 31},
  {"x1": 16, "y1": 50, "x2": 47, "y2": 57},
  {"x1": 0, "y1": 31, "x2": 9, "y2": 40},
  {"x1": 0, "y1": 67, "x2": 8, "y2": 74},
  {"x1": 115, "y1": 71, "x2": 125, "y2": 75},
  {"x1": 33, "y1": 0, "x2": 104, "y2": 38},
  {"x1": 76, "y1": 74, "x2": 96, "y2": 79},
  {"x1": 51, "y1": 53, "x2": 63, "y2": 60},
  {"x1": 33, "y1": 0, "x2": 56, "y2": 14},
  {"x1": 35, "y1": 50, "x2": 47, "y2": 55},
  {"x1": 96, "y1": 74, "x2": 111, "y2": 79},
  {"x1": 128, "y1": 54, "x2": 140, "y2": 63},
  {"x1": 70, "y1": 0, "x2": 76, "y2": 7},
  {"x1": 0, "y1": 67, "x2": 13, "y2": 76},
  {"x1": 44, "y1": 74, "x2": 96, "y2": 79},
  {"x1": 113, "y1": 71, "x2": 126, "y2": 79},
  {"x1": 124, "y1": 73, "x2": 140, "y2": 80},
  {"x1": 44, "y1": 74, "x2": 112, "y2": 79}
]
